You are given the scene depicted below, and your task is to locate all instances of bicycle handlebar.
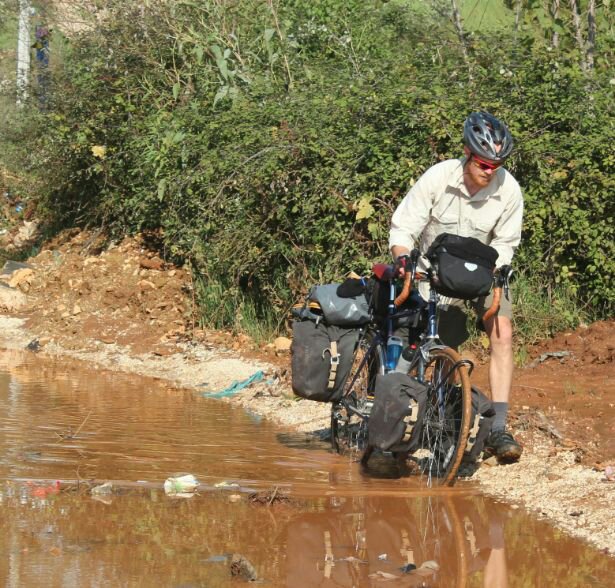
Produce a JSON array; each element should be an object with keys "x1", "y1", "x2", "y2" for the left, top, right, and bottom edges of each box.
[
  {"x1": 482, "y1": 287, "x2": 501, "y2": 322},
  {"x1": 482, "y1": 265, "x2": 513, "y2": 322},
  {"x1": 394, "y1": 271, "x2": 412, "y2": 307},
  {"x1": 385, "y1": 251, "x2": 512, "y2": 317}
]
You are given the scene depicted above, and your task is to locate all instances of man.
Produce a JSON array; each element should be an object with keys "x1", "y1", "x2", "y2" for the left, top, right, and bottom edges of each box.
[{"x1": 389, "y1": 111, "x2": 523, "y2": 462}]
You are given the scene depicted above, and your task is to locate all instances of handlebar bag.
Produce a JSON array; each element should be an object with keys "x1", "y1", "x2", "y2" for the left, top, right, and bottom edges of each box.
[
  {"x1": 367, "y1": 372, "x2": 428, "y2": 453},
  {"x1": 426, "y1": 233, "x2": 498, "y2": 300},
  {"x1": 291, "y1": 319, "x2": 360, "y2": 402}
]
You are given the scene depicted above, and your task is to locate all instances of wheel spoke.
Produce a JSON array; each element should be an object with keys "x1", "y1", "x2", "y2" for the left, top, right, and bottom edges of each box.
[
  {"x1": 416, "y1": 348, "x2": 472, "y2": 486},
  {"x1": 331, "y1": 333, "x2": 383, "y2": 456}
]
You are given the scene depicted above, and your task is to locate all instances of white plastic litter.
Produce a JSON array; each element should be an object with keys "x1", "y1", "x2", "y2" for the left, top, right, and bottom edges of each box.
[{"x1": 163, "y1": 474, "x2": 199, "y2": 496}]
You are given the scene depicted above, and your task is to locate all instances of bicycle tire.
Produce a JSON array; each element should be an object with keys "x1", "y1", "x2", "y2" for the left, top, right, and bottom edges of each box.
[
  {"x1": 410, "y1": 495, "x2": 469, "y2": 588},
  {"x1": 331, "y1": 332, "x2": 384, "y2": 456},
  {"x1": 415, "y1": 347, "x2": 472, "y2": 486}
]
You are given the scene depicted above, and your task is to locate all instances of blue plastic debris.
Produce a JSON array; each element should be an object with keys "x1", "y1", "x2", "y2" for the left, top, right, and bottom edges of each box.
[{"x1": 201, "y1": 371, "x2": 265, "y2": 398}]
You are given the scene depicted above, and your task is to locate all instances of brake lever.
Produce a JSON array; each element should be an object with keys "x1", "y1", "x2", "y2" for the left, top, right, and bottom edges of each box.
[{"x1": 499, "y1": 265, "x2": 513, "y2": 300}]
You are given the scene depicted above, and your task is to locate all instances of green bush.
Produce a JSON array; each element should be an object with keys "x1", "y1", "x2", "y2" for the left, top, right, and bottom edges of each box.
[{"x1": 1, "y1": 0, "x2": 613, "y2": 339}]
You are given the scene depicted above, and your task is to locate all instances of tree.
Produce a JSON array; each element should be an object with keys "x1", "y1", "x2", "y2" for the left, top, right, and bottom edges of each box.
[{"x1": 16, "y1": 0, "x2": 31, "y2": 105}]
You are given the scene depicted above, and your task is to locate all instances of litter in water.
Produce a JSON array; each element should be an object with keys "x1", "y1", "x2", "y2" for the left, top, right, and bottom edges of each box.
[
  {"x1": 163, "y1": 474, "x2": 199, "y2": 496},
  {"x1": 201, "y1": 371, "x2": 266, "y2": 398}
]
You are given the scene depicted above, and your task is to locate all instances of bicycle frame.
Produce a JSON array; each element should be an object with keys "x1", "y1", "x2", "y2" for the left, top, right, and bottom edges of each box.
[{"x1": 340, "y1": 270, "x2": 472, "y2": 424}]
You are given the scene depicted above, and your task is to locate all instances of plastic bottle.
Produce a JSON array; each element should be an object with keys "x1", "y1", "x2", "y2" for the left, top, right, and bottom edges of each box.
[
  {"x1": 394, "y1": 344, "x2": 418, "y2": 373},
  {"x1": 385, "y1": 336, "x2": 404, "y2": 372}
]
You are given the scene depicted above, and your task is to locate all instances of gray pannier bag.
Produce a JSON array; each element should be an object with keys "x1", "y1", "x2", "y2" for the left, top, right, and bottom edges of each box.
[
  {"x1": 291, "y1": 283, "x2": 369, "y2": 403},
  {"x1": 367, "y1": 373, "x2": 428, "y2": 453},
  {"x1": 309, "y1": 284, "x2": 370, "y2": 327}
]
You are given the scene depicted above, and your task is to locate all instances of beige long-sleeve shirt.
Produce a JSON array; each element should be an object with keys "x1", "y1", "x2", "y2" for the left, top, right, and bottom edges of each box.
[{"x1": 389, "y1": 158, "x2": 523, "y2": 267}]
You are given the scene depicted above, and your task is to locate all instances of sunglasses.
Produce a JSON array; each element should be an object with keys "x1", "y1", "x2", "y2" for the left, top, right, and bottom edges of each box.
[{"x1": 471, "y1": 156, "x2": 502, "y2": 171}]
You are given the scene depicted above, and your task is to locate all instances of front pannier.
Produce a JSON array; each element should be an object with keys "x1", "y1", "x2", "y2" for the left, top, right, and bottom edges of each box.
[
  {"x1": 463, "y1": 386, "x2": 496, "y2": 462},
  {"x1": 427, "y1": 233, "x2": 498, "y2": 300},
  {"x1": 367, "y1": 373, "x2": 428, "y2": 453}
]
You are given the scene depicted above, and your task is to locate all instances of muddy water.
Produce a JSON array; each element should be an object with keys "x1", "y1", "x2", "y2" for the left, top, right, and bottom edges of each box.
[{"x1": 1, "y1": 350, "x2": 613, "y2": 587}]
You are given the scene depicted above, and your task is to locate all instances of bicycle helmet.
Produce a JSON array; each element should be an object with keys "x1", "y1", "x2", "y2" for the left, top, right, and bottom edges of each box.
[{"x1": 463, "y1": 111, "x2": 513, "y2": 162}]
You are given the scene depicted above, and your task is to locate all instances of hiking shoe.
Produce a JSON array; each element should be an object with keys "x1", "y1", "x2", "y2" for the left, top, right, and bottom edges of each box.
[{"x1": 484, "y1": 430, "x2": 522, "y2": 463}]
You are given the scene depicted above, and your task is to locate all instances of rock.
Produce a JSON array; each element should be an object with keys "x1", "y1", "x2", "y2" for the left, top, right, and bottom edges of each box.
[
  {"x1": 8, "y1": 268, "x2": 34, "y2": 290},
  {"x1": 137, "y1": 279, "x2": 157, "y2": 290},
  {"x1": 140, "y1": 257, "x2": 164, "y2": 271},
  {"x1": 274, "y1": 337, "x2": 292, "y2": 355},
  {"x1": 0, "y1": 284, "x2": 28, "y2": 311},
  {"x1": 26, "y1": 339, "x2": 41, "y2": 352},
  {"x1": 230, "y1": 554, "x2": 258, "y2": 581},
  {"x1": 1, "y1": 260, "x2": 32, "y2": 276}
]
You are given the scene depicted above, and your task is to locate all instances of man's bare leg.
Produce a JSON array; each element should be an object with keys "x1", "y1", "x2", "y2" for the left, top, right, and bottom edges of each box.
[{"x1": 483, "y1": 315, "x2": 522, "y2": 462}]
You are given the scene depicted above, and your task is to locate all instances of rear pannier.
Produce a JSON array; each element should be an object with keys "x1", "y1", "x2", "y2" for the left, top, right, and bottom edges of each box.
[
  {"x1": 291, "y1": 321, "x2": 359, "y2": 402},
  {"x1": 291, "y1": 282, "x2": 370, "y2": 403},
  {"x1": 367, "y1": 373, "x2": 428, "y2": 453}
]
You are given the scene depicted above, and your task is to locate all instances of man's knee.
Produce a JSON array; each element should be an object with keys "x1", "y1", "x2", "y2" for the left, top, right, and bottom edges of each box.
[{"x1": 485, "y1": 316, "x2": 513, "y2": 350}]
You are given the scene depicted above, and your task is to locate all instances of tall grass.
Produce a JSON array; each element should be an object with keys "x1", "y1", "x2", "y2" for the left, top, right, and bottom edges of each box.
[
  {"x1": 193, "y1": 275, "x2": 279, "y2": 344},
  {"x1": 511, "y1": 271, "x2": 588, "y2": 364},
  {"x1": 463, "y1": 271, "x2": 588, "y2": 366}
]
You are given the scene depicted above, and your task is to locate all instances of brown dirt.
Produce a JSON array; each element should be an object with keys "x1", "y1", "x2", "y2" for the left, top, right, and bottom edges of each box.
[
  {"x1": 1, "y1": 227, "x2": 614, "y2": 554},
  {"x1": 3, "y1": 227, "x2": 614, "y2": 465},
  {"x1": 468, "y1": 321, "x2": 615, "y2": 467}
]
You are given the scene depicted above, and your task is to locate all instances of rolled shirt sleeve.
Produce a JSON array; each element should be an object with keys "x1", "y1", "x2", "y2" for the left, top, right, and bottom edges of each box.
[
  {"x1": 489, "y1": 180, "x2": 524, "y2": 267},
  {"x1": 389, "y1": 165, "x2": 440, "y2": 251}
]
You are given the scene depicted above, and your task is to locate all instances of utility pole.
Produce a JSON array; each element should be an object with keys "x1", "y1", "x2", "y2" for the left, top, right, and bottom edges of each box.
[{"x1": 16, "y1": 0, "x2": 31, "y2": 106}]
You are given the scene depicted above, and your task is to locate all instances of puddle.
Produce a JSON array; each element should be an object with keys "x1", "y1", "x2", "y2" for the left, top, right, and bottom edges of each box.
[{"x1": 1, "y1": 349, "x2": 614, "y2": 587}]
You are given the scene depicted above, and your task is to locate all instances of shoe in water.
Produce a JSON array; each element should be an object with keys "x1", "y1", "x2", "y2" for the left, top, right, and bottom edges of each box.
[{"x1": 484, "y1": 430, "x2": 522, "y2": 463}]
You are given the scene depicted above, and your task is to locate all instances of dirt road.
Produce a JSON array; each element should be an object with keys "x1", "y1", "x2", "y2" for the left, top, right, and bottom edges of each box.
[{"x1": 0, "y1": 228, "x2": 613, "y2": 555}]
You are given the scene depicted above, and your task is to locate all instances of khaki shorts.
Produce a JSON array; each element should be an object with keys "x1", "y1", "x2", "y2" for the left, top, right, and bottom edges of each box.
[{"x1": 437, "y1": 288, "x2": 513, "y2": 349}]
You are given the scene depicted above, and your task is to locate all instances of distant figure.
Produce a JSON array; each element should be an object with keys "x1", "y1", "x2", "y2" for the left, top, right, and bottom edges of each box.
[{"x1": 32, "y1": 25, "x2": 52, "y2": 108}]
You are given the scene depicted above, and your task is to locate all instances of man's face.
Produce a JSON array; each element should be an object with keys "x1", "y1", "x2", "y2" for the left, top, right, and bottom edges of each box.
[{"x1": 464, "y1": 147, "x2": 501, "y2": 189}]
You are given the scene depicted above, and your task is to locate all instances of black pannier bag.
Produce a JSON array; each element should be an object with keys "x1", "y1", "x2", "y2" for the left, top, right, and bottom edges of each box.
[
  {"x1": 367, "y1": 372, "x2": 428, "y2": 453},
  {"x1": 463, "y1": 386, "x2": 496, "y2": 462},
  {"x1": 426, "y1": 233, "x2": 498, "y2": 300},
  {"x1": 291, "y1": 320, "x2": 359, "y2": 402},
  {"x1": 291, "y1": 282, "x2": 369, "y2": 403}
]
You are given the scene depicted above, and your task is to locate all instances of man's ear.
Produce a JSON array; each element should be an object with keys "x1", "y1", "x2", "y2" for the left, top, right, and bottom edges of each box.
[{"x1": 463, "y1": 146, "x2": 471, "y2": 158}]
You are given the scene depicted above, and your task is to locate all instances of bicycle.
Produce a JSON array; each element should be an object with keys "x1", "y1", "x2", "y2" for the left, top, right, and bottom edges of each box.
[{"x1": 331, "y1": 249, "x2": 510, "y2": 486}]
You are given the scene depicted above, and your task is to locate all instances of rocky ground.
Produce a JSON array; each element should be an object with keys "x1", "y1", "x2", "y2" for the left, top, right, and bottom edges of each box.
[{"x1": 0, "y1": 227, "x2": 613, "y2": 556}]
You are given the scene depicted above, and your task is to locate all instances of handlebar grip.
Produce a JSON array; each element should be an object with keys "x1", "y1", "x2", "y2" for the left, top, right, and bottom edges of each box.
[
  {"x1": 482, "y1": 287, "x2": 502, "y2": 322},
  {"x1": 394, "y1": 271, "x2": 412, "y2": 307}
]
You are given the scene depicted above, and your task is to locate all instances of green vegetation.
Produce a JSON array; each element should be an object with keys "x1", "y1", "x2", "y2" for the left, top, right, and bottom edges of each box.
[{"x1": 0, "y1": 0, "x2": 613, "y2": 346}]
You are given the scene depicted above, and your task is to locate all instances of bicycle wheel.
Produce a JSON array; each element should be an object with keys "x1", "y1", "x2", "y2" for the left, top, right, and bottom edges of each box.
[
  {"x1": 331, "y1": 332, "x2": 384, "y2": 456},
  {"x1": 415, "y1": 347, "x2": 472, "y2": 486}
]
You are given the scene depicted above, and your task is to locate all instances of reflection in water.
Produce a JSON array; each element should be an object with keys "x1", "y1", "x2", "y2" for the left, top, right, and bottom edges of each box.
[{"x1": 1, "y1": 351, "x2": 614, "y2": 587}]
